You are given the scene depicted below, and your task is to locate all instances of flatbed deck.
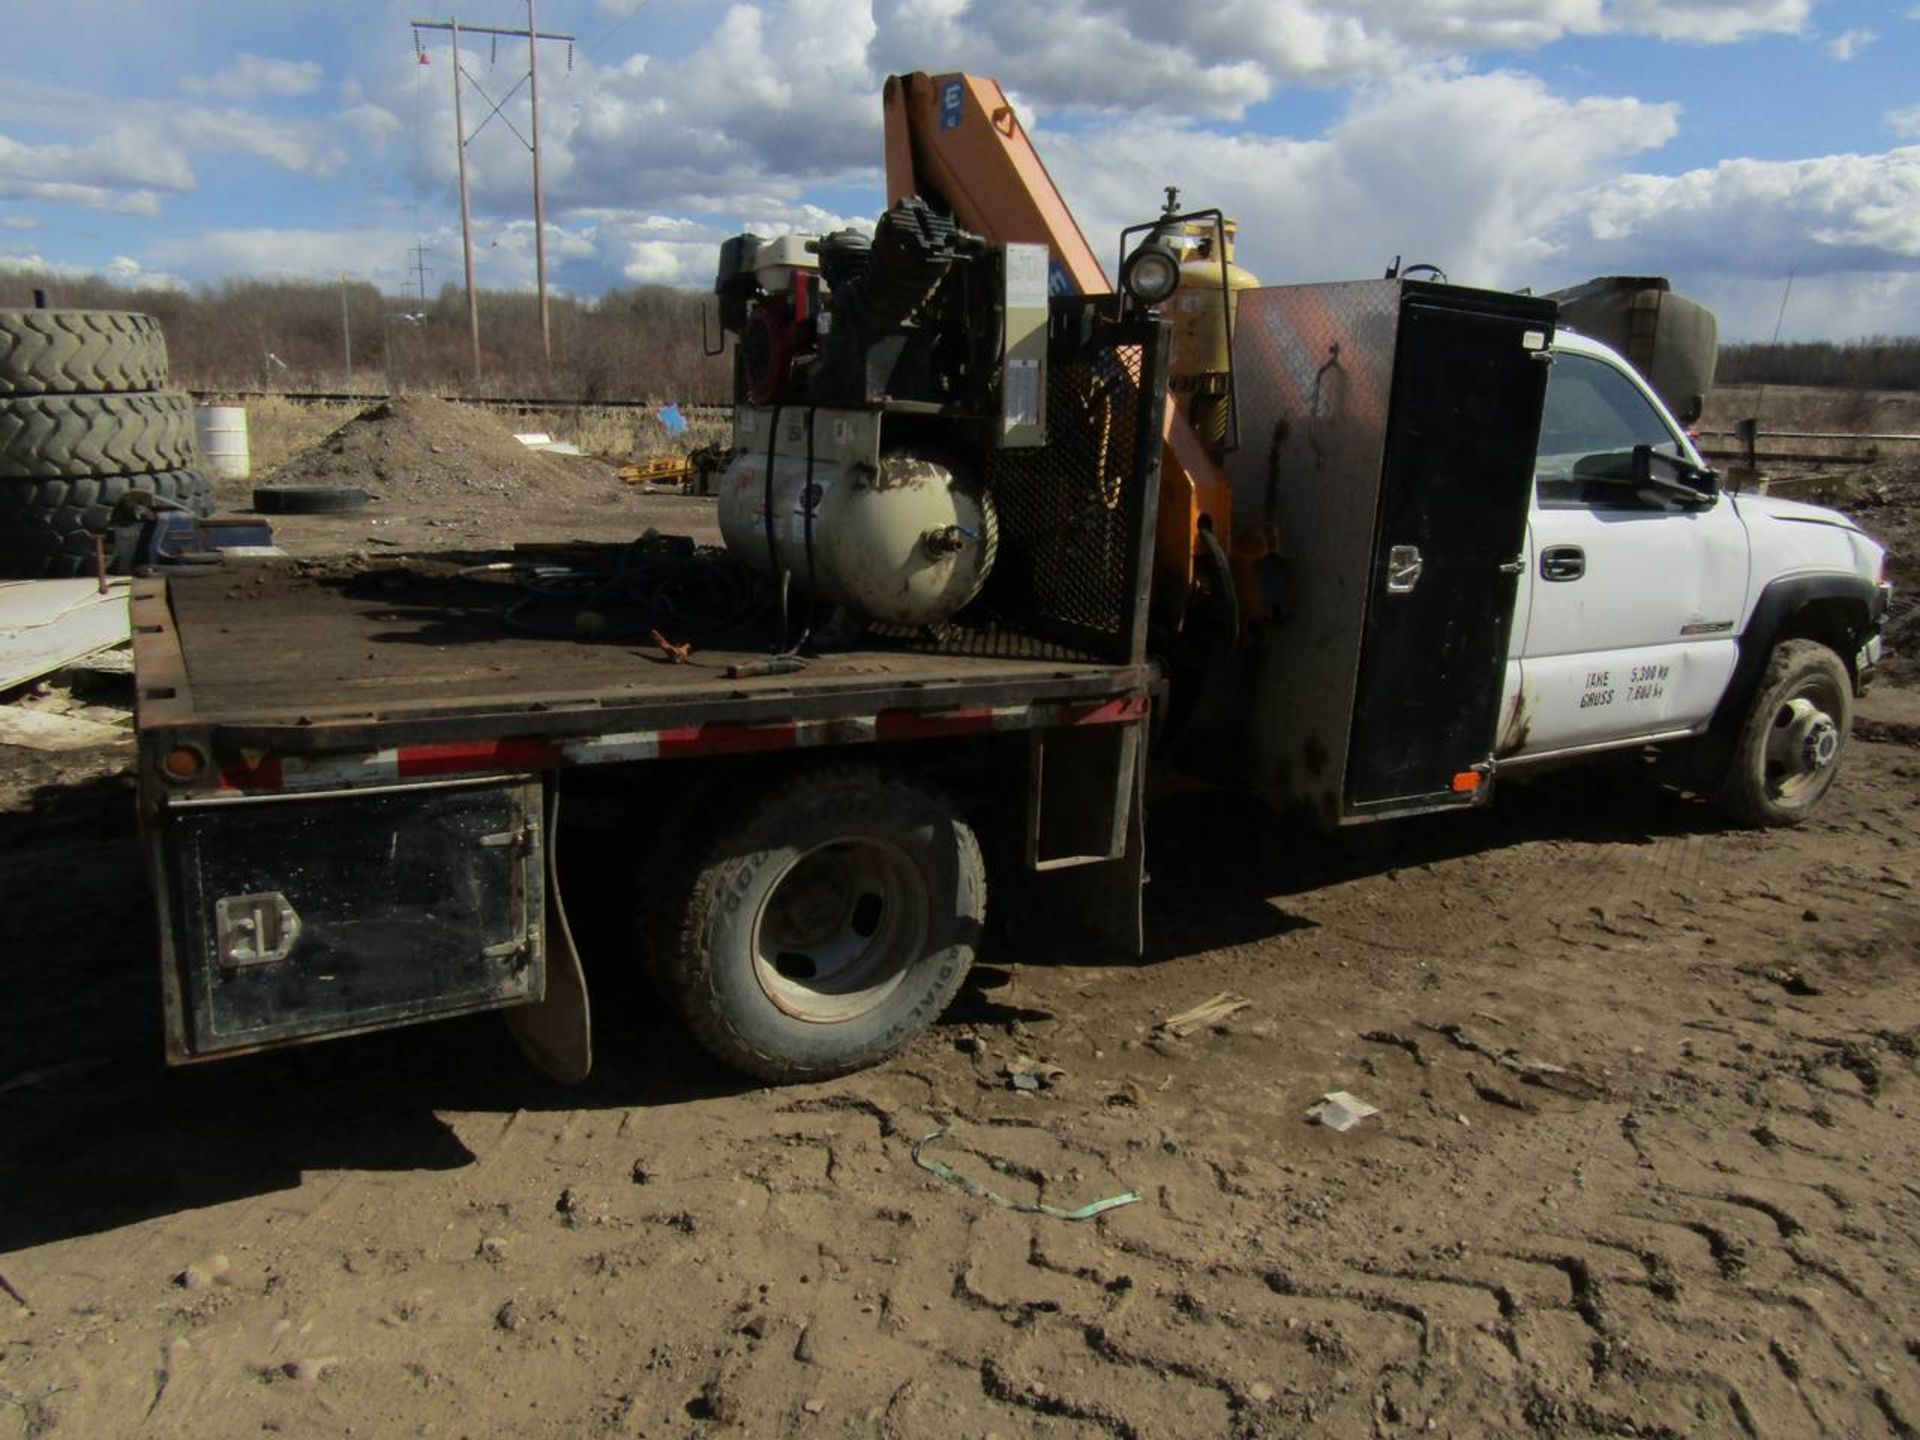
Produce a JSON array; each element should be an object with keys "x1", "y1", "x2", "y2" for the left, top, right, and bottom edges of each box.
[{"x1": 134, "y1": 556, "x2": 1150, "y2": 767}]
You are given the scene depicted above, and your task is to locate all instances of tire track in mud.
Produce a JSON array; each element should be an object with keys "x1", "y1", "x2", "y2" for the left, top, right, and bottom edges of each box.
[{"x1": 5, "y1": 745, "x2": 1918, "y2": 1437}]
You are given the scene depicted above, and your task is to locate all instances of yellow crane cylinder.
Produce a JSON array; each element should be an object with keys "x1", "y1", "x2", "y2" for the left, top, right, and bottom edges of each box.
[{"x1": 1165, "y1": 218, "x2": 1258, "y2": 451}]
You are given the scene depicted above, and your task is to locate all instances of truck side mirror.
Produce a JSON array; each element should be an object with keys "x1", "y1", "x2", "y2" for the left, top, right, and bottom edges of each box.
[{"x1": 1632, "y1": 444, "x2": 1719, "y2": 507}]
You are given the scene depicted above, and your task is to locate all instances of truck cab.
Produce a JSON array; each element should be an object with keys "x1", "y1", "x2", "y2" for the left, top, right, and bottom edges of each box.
[{"x1": 1498, "y1": 328, "x2": 1888, "y2": 821}]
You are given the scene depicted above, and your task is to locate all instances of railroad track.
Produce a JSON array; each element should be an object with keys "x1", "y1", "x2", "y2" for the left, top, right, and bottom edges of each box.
[{"x1": 188, "y1": 388, "x2": 731, "y2": 416}]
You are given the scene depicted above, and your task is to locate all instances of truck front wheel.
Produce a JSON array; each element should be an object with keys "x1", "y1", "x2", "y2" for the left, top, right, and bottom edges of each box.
[
  {"x1": 646, "y1": 766, "x2": 985, "y2": 1081},
  {"x1": 1714, "y1": 639, "x2": 1852, "y2": 827}
]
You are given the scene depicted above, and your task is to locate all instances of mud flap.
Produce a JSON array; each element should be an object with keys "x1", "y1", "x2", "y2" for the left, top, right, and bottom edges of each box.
[
  {"x1": 1042, "y1": 723, "x2": 1147, "y2": 955},
  {"x1": 504, "y1": 790, "x2": 593, "y2": 1083}
]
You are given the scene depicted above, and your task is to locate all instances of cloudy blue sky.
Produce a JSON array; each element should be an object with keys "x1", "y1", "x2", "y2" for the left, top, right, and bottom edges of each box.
[{"x1": 0, "y1": 1, "x2": 1915, "y2": 339}]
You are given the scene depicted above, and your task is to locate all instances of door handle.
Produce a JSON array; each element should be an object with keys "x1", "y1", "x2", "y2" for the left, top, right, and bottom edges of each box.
[
  {"x1": 1385, "y1": 544, "x2": 1423, "y2": 595},
  {"x1": 1540, "y1": 545, "x2": 1585, "y2": 582}
]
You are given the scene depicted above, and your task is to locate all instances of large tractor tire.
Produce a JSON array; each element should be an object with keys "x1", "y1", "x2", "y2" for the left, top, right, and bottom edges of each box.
[
  {"x1": 0, "y1": 392, "x2": 198, "y2": 480},
  {"x1": 0, "y1": 469, "x2": 215, "y2": 577},
  {"x1": 644, "y1": 765, "x2": 986, "y2": 1082},
  {"x1": 0, "y1": 308, "x2": 169, "y2": 396}
]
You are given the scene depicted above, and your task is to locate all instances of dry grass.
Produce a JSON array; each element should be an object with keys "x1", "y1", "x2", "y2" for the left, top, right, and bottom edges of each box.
[
  {"x1": 242, "y1": 396, "x2": 360, "y2": 477},
  {"x1": 1702, "y1": 383, "x2": 1920, "y2": 438}
]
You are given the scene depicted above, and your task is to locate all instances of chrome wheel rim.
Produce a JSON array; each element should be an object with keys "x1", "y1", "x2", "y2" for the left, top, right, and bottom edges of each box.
[
  {"x1": 1763, "y1": 683, "x2": 1844, "y2": 806},
  {"x1": 752, "y1": 837, "x2": 930, "y2": 1023}
]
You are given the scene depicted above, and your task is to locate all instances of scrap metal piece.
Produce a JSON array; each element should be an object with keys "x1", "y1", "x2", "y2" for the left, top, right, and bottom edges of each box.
[{"x1": 1305, "y1": 1090, "x2": 1380, "y2": 1132}]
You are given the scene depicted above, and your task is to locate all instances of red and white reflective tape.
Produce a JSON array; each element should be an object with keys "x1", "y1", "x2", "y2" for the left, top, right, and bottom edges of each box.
[{"x1": 216, "y1": 694, "x2": 1149, "y2": 793}]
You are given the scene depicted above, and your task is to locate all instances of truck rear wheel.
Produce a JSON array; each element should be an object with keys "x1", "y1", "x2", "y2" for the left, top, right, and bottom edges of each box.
[
  {"x1": 646, "y1": 766, "x2": 985, "y2": 1081},
  {"x1": 1714, "y1": 639, "x2": 1852, "y2": 827}
]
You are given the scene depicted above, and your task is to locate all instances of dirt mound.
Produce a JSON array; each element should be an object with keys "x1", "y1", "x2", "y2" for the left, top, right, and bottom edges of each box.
[{"x1": 264, "y1": 396, "x2": 615, "y2": 502}]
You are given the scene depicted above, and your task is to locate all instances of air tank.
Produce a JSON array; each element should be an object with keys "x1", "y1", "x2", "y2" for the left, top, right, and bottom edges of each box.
[
  {"x1": 717, "y1": 447, "x2": 998, "y2": 629},
  {"x1": 1165, "y1": 217, "x2": 1259, "y2": 451}
]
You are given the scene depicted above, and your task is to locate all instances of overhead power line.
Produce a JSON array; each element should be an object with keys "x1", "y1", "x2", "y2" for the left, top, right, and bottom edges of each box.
[{"x1": 410, "y1": 9, "x2": 575, "y2": 380}]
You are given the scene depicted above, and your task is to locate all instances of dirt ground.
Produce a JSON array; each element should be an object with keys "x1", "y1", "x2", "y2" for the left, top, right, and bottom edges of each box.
[{"x1": 2, "y1": 401, "x2": 1917, "y2": 1440}]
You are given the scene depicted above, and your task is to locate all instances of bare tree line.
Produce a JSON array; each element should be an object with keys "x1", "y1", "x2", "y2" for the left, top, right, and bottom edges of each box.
[
  {"x1": 0, "y1": 269, "x2": 729, "y2": 402},
  {"x1": 1717, "y1": 337, "x2": 1920, "y2": 393},
  {"x1": 7, "y1": 263, "x2": 1919, "y2": 400}
]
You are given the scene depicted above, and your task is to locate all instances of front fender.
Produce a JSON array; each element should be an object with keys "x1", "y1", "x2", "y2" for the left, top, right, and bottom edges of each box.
[{"x1": 1711, "y1": 574, "x2": 1880, "y2": 737}]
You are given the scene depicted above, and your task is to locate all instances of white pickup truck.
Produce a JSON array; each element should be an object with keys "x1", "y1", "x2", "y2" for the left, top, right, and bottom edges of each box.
[{"x1": 1498, "y1": 328, "x2": 1890, "y2": 825}]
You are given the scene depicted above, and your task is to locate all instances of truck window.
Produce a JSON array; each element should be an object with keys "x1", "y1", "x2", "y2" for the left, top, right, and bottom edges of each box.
[{"x1": 1535, "y1": 352, "x2": 1685, "y2": 509}]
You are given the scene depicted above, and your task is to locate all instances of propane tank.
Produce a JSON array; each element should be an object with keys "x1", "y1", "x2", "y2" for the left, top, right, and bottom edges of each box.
[
  {"x1": 1166, "y1": 218, "x2": 1258, "y2": 451},
  {"x1": 717, "y1": 445, "x2": 998, "y2": 629}
]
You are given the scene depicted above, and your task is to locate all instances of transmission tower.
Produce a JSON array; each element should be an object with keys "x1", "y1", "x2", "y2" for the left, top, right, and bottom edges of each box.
[{"x1": 407, "y1": 242, "x2": 434, "y2": 310}]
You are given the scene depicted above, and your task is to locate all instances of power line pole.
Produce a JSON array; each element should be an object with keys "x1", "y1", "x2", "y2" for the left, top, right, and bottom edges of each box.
[
  {"x1": 527, "y1": 0, "x2": 551, "y2": 370},
  {"x1": 339, "y1": 272, "x2": 353, "y2": 384},
  {"x1": 410, "y1": 14, "x2": 574, "y2": 382}
]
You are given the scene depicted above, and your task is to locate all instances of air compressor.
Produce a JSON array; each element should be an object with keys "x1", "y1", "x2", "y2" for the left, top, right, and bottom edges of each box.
[{"x1": 710, "y1": 198, "x2": 1051, "y2": 630}]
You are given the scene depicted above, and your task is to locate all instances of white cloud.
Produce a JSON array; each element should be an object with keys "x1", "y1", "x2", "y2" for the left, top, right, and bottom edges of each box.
[
  {"x1": 869, "y1": 0, "x2": 1811, "y2": 112},
  {"x1": 153, "y1": 226, "x2": 420, "y2": 288},
  {"x1": 0, "y1": 127, "x2": 192, "y2": 215},
  {"x1": 0, "y1": 84, "x2": 347, "y2": 208},
  {"x1": 1603, "y1": 0, "x2": 1808, "y2": 43},
  {"x1": 1824, "y1": 27, "x2": 1875, "y2": 59},
  {"x1": 1, "y1": 215, "x2": 40, "y2": 231},
  {"x1": 183, "y1": 54, "x2": 323, "y2": 101},
  {"x1": 0, "y1": 127, "x2": 194, "y2": 192},
  {"x1": 1685, "y1": 271, "x2": 1920, "y2": 341},
  {"x1": 340, "y1": 102, "x2": 404, "y2": 146},
  {"x1": 622, "y1": 239, "x2": 700, "y2": 284},
  {"x1": 1889, "y1": 104, "x2": 1920, "y2": 139},
  {"x1": 102, "y1": 255, "x2": 186, "y2": 290},
  {"x1": 0, "y1": 251, "x2": 183, "y2": 289},
  {"x1": 1033, "y1": 70, "x2": 1678, "y2": 293},
  {"x1": 0, "y1": 179, "x2": 163, "y2": 217},
  {"x1": 167, "y1": 107, "x2": 347, "y2": 178},
  {"x1": 1571, "y1": 148, "x2": 1920, "y2": 278}
]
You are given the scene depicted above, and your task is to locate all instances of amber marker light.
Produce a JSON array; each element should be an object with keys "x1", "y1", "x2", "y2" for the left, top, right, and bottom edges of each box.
[
  {"x1": 1451, "y1": 771, "x2": 1483, "y2": 793},
  {"x1": 163, "y1": 744, "x2": 208, "y2": 782}
]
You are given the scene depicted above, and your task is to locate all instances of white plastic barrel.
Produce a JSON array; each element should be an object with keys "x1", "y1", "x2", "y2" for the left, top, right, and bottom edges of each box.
[{"x1": 193, "y1": 404, "x2": 251, "y2": 480}]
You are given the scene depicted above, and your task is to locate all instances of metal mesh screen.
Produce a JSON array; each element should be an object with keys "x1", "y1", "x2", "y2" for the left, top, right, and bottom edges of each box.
[
  {"x1": 984, "y1": 350, "x2": 1139, "y2": 651},
  {"x1": 862, "y1": 301, "x2": 1166, "y2": 666}
]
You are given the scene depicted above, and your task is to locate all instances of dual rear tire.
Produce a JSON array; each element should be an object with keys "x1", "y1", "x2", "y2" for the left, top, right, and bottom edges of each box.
[{"x1": 643, "y1": 766, "x2": 985, "y2": 1083}]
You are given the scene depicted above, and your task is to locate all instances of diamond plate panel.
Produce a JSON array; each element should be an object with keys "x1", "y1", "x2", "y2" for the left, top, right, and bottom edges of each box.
[{"x1": 1223, "y1": 280, "x2": 1405, "y2": 824}]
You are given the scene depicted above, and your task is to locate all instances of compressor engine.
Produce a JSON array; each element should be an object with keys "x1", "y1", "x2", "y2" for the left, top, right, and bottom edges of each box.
[{"x1": 710, "y1": 198, "x2": 1050, "y2": 631}]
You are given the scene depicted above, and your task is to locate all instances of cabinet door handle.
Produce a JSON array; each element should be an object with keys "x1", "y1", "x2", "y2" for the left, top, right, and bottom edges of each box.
[
  {"x1": 1540, "y1": 545, "x2": 1585, "y2": 582},
  {"x1": 1385, "y1": 544, "x2": 1423, "y2": 594}
]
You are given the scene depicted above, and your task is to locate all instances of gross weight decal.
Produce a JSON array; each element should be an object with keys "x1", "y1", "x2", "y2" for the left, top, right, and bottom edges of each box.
[
  {"x1": 1625, "y1": 661, "x2": 1671, "y2": 704},
  {"x1": 1579, "y1": 661, "x2": 1671, "y2": 710}
]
